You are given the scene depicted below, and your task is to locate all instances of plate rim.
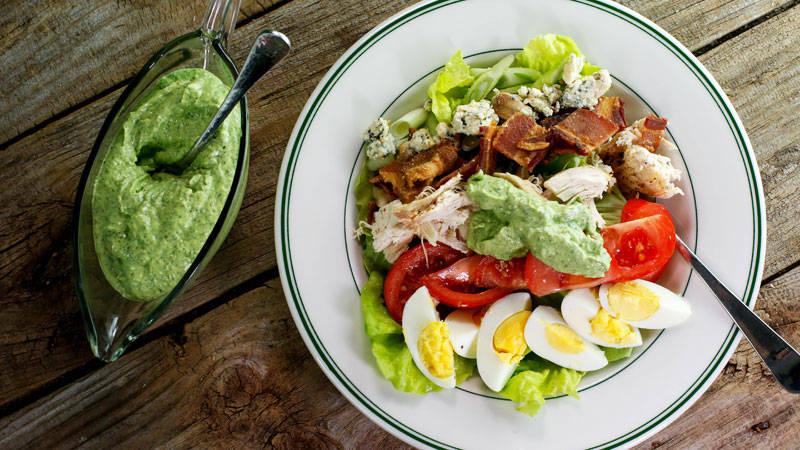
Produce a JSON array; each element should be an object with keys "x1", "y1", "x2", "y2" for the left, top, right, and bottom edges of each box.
[{"x1": 274, "y1": 0, "x2": 767, "y2": 448}]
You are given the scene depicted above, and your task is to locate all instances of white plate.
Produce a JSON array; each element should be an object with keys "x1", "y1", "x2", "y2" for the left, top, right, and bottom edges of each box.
[{"x1": 275, "y1": 0, "x2": 766, "y2": 448}]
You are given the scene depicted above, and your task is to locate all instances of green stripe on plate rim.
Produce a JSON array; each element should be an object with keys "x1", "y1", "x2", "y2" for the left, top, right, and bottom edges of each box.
[{"x1": 278, "y1": 0, "x2": 764, "y2": 448}]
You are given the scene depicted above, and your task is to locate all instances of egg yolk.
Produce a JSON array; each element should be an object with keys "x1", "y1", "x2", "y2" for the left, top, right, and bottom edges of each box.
[
  {"x1": 418, "y1": 321, "x2": 455, "y2": 378},
  {"x1": 493, "y1": 311, "x2": 531, "y2": 365},
  {"x1": 607, "y1": 282, "x2": 660, "y2": 321},
  {"x1": 590, "y1": 308, "x2": 637, "y2": 345},
  {"x1": 545, "y1": 323, "x2": 585, "y2": 354}
]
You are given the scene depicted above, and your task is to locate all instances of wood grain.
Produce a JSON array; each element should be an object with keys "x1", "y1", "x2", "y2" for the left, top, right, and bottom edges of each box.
[
  {"x1": 0, "y1": 0, "x2": 281, "y2": 145},
  {"x1": 0, "y1": 0, "x2": 788, "y2": 146},
  {"x1": 0, "y1": 279, "x2": 408, "y2": 449}
]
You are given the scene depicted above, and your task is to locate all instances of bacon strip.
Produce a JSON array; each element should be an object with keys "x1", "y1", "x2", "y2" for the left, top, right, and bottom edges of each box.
[
  {"x1": 593, "y1": 96, "x2": 627, "y2": 131},
  {"x1": 493, "y1": 113, "x2": 549, "y2": 167},
  {"x1": 639, "y1": 115, "x2": 668, "y2": 152},
  {"x1": 550, "y1": 108, "x2": 618, "y2": 153},
  {"x1": 372, "y1": 141, "x2": 460, "y2": 202},
  {"x1": 434, "y1": 156, "x2": 479, "y2": 188},
  {"x1": 479, "y1": 125, "x2": 497, "y2": 174}
]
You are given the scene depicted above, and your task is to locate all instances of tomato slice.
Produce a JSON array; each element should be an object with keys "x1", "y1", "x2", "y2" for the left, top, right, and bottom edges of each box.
[
  {"x1": 424, "y1": 280, "x2": 511, "y2": 309},
  {"x1": 383, "y1": 243, "x2": 465, "y2": 323},
  {"x1": 419, "y1": 255, "x2": 524, "y2": 308},
  {"x1": 525, "y1": 199, "x2": 676, "y2": 295}
]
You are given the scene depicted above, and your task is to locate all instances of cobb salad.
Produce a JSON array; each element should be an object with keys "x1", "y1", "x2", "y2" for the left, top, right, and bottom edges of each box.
[{"x1": 354, "y1": 34, "x2": 691, "y2": 417}]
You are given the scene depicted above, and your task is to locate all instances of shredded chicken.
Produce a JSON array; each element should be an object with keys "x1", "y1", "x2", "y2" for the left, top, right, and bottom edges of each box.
[
  {"x1": 543, "y1": 165, "x2": 615, "y2": 202},
  {"x1": 617, "y1": 145, "x2": 683, "y2": 198},
  {"x1": 598, "y1": 116, "x2": 683, "y2": 199},
  {"x1": 495, "y1": 172, "x2": 544, "y2": 196},
  {"x1": 362, "y1": 175, "x2": 473, "y2": 263}
]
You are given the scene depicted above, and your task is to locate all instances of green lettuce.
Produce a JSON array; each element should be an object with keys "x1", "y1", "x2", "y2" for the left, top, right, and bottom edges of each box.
[
  {"x1": 500, "y1": 355, "x2": 584, "y2": 416},
  {"x1": 427, "y1": 51, "x2": 474, "y2": 123},
  {"x1": 602, "y1": 346, "x2": 634, "y2": 362},
  {"x1": 361, "y1": 272, "x2": 475, "y2": 393},
  {"x1": 594, "y1": 185, "x2": 627, "y2": 226},
  {"x1": 354, "y1": 163, "x2": 374, "y2": 223},
  {"x1": 534, "y1": 153, "x2": 587, "y2": 179},
  {"x1": 514, "y1": 34, "x2": 601, "y2": 88}
]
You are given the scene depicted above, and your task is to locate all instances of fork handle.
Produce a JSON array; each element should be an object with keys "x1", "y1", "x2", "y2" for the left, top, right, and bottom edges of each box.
[{"x1": 676, "y1": 237, "x2": 800, "y2": 393}]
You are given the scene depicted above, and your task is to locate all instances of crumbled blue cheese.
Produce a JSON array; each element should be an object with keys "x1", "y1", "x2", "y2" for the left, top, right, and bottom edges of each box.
[
  {"x1": 562, "y1": 54, "x2": 585, "y2": 87},
  {"x1": 451, "y1": 100, "x2": 498, "y2": 135},
  {"x1": 408, "y1": 128, "x2": 438, "y2": 153},
  {"x1": 436, "y1": 122, "x2": 453, "y2": 139},
  {"x1": 363, "y1": 118, "x2": 396, "y2": 160},
  {"x1": 518, "y1": 84, "x2": 562, "y2": 117},
  {"x1": 561, "y1": 69, "x2": 612, "y2": 109}
]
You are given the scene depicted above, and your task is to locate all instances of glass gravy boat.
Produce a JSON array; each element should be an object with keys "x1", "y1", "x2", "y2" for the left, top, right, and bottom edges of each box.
[{"x1": 72, "y1": 0, "x2": 249, "y2": 362}]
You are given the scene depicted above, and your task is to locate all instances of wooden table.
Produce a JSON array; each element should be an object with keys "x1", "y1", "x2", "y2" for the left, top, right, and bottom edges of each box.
[{"x1": 1, "y1": 0, "x2": 798, "y2": 448}]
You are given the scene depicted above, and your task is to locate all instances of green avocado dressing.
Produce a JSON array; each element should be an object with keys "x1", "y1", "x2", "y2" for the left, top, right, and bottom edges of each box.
[
  {"x1": 465, "y1": 173, "x2": 610, "y2": 278},
  {"x1": 92, "y1": 68, "x2": 241, "y2": 302}
]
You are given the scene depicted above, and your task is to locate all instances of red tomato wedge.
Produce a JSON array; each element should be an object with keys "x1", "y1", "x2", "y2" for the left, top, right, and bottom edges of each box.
[
  {"x1": 525, "y1": 199, "x2": 677, "y2": 295},
  {"x1": 420, "y1": 255, "x2": 525, "y2": 308},
  {"x1": 383, "y1": 243, "x2": 465, "y2": 322}
]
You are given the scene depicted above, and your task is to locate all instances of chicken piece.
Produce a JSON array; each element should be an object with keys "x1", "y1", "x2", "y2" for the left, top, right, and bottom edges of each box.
[
  {"x1": 543, "y1": 165, "x2": 615, "y2": 202},
  {"x1": 372, "y1": 141, "x2": 460, "y2": 202},
  {"x1": 616, "y1": 145, "x2": 683, "y2": 198},
  {"x1": 366, "y1": 175, "x2": 473, "y2": 263},
  {"x1": 493, "y1": 113, "x2": 549, "y2": 168},
  {"x1": 551, "y1": 108, "x2": 618, "y2": 153},
  {"x1": 491, "y1": 91, "x2": 533, "y2": 121},
  {"x1": 598, "y1": 115, "x2": 668, "y2": 166},
  {"x1": 593, "y1": 96, "x2": 627, "y2": 131},
  {"x1": 494, "y1": 172, "x2": 543, "y2": 197}
]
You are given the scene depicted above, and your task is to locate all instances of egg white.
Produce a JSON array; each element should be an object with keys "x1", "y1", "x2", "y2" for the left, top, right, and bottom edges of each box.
[
  {"x1": 525, "y1": 306, "x2": 608, "y2": 372},
  {"x1": 402, "y1": 286, "x2": 456, "y2": 388},
  {"x1": 476, "y1": 292, "x2": 532, "y2": 392},
  {"x1": 445, "y1": 309, "x2": 480, "y2": 359},
  {"x1": 561, "y1": 288, "x2": 642, "y2": 348},
  {"x1": 599, "y1": 279, "x2": 692, "y2": 329}
]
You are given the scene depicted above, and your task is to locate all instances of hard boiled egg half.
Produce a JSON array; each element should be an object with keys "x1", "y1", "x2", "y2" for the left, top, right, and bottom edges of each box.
[
  {"x1": 477, "y1": 293, "x2": 532, "y2": 392},
  {"x1": 445, "y1": 309, "x2": 482, "y2": 359},
  {"x1": 599, "y1": 279, "x2": 691, "y2": 329},
  {"x1": 525, "y1": 306, "x2": 608, "y2": 371},
  {"x1": 402, "y1": 286, "x2": 456, "y2": 388},
  {"x1": 561, "y1": 288, "x2": 643, "y2": 348}
]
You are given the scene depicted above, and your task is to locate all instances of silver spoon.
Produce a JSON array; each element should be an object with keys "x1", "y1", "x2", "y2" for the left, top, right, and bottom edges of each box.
[
  {"x1": 162, "y1": 30, "x2": 291, "y2": 174},
  {"x1": 676, "y1": 236, "x2": 800, "y2": 393}
]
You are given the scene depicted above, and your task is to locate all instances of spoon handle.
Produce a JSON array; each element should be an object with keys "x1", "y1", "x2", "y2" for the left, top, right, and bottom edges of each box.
[
  {"x1": 176, "y1": 30, "x2": 291, "y2": 171},
  {"x1": 676, "y1": 237, "x2": 800, "y2": 393}
]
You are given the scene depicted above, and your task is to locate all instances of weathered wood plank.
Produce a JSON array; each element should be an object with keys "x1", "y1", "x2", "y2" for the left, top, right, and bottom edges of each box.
[
  {"x1": 0, "y1": 279, "x2": 409, "y2": 449},
  {"x1": 0, "y1": 0, "x2": 790, "y2": 146},
  {"x1": 0, "y1": 0, "x2": 419, "y2": 409},
  {"x1": 698, "y1": 6, "x2": 800, "y2": 281},
  {"x1": 1, "y1": 0, "x2": 799, "y2": 413},
  {"x1": 637, "y1": 266, "x2": 800, "y2": 449},
  {"x1": 2, "y1": 264, "x2": 798, "y2": 449},
  {"x1": 0, "y1": 0, "x2": 281, "y2": 144},
  {"x1": 624, "y1": 0, "x2": 792, "y2": 50}
]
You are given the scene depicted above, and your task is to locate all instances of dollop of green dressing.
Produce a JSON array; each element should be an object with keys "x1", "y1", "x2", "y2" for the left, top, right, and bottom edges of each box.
[
  {"x1": 92, "y1": 68, "x2": 241, "y2": 302},
  {"x1": 465, "y1": 173, "x2": 610, "y2": 277}
]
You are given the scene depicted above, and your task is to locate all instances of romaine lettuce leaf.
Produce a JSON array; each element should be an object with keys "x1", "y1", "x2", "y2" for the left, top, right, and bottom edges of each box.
[
  {"x1": 515, "y1": 34, "x2": 601, "y2": 88},
  {"x1": 360, "y1": 272, "x2": 475, "y2": 393},
  {"x1": 427, "y1": 50, "x2": 474, "y2": 123},
  {"x1": 534, "y1": 153, "x2": 587, "y2": 179},
  {"x1": 602, "y1": 346, "x2": 634, "y2": 362},
  {"x1": 500, "y1": 355, "x2": 584, "y2": 416},
  {"x1": 594, "y1": 185, "x2": 627, "y2": 226}
]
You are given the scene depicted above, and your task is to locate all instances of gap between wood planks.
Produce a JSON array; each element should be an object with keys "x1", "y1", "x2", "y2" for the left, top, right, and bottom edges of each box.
[
  {"x1": 0, "y1": 0, "x2": 293, "y2": 152},
  {"x1": 2, "y1": 0, "x2": 798, "y2": 422},
  {"x1": 693, "y1": 0, "x2": 800, "y2": 56}
]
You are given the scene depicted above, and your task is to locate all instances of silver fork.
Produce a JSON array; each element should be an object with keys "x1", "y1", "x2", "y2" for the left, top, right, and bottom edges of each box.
[{"x1": 676, "y1": 236, "x2": 800, "y2": 393}]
